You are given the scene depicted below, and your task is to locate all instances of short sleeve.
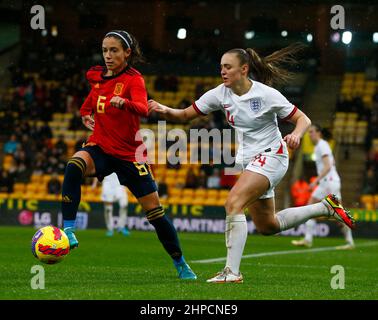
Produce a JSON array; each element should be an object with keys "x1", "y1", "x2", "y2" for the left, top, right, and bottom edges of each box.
[
  {"x1": 319, "y1": 141, "x2": 332, "y2": 157},
  {"x1": 269, "y1": 88, "x2": 298, "y2": 120},
  {"x1": 193, "y1": 87, "x2": 222, "y2": 115}
]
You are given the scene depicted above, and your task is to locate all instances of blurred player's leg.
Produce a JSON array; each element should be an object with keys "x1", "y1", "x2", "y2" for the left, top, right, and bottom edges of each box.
[
  {"x1": 336, "y1": 224, "x2": 355, "y2": 250},
  {"x1": 292, "y1": 197, "x2": 320, "y2": 247},
  {"x1": 104, "y1": 203, "x2": 114, "y2": 236},
  {"x1": 118, "y1": 205, "x2": 129, "y2": 236},
  {"x1": 291, "y1": 219, "x2": 315, "y2": 248},
  {"x1": 117, "y1": 187, "x2": 130, "y2": 236}
]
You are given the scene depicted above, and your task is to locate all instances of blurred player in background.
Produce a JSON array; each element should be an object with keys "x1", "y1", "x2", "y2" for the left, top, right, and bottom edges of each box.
[
  {"x1": 92, "y1": 173, "x2": 130, "y2": 237},
  {"x1": 61, "y1": 29, "x2": 196, "y2": 280},
  {"x1": 292, "y1": 124, "x2": 355, "y2": 249},
  {"x1": 149, "y1": 44, "x2": 355, "y2": 283}
]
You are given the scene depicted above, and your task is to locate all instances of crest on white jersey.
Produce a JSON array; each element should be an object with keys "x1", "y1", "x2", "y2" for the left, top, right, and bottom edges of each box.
[{"x1": 249, "y1": 98, "x2": 262, "y2": 113}]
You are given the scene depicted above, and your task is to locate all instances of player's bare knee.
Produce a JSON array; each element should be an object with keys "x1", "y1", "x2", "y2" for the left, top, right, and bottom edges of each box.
[{"x1": 225, "y1": 196, "x2": 243, "y2": 215}]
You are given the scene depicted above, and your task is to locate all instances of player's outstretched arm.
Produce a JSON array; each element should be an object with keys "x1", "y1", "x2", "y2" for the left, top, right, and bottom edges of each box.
[
  {"x1": 283, "y1": 109, "x2": 311, "y2": 149},
  {"x1": 148, "y1": 99, "x2": 199, "y2": 123}
]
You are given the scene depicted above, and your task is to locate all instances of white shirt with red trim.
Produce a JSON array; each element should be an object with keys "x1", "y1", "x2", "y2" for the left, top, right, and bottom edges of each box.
[
  {"x1": 314, "y1": 139, "x2": 340, "y2": 183},
  {"x1": 193, "y1": 80, "x2": 297, "y2": 164}
]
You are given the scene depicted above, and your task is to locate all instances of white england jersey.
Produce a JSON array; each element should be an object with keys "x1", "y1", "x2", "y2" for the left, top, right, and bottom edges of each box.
[
  {"x1": 101, "y1": 173, "x2": 128, "y2": 206},
  {"x1": 314, "y1": 139, "x2": 340, "y2": 183},
  {"x1": 193, "y1": 80, "x2": 297, "y2": 164},
  {"x1": 103, "y1": 172, "x2": 122, "y2": 190}
]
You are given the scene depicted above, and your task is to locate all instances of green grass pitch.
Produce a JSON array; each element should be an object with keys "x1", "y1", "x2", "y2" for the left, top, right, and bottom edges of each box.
[{"x1": 0, "y1": 226, "x2": 377, "y2": 300}]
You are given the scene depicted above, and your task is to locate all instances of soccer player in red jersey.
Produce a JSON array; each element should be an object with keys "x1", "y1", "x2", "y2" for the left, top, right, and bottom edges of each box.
[{"x1": 61, "y1": 30, "x2": 196, "y2": 280}]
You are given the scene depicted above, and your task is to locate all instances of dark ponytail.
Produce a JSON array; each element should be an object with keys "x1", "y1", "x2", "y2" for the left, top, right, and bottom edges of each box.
[
  {"x1": 227, "y1": 43, "x2": 306, "y2": 86},
  {"x1": 312, "y1": 123, "x2": 332, "y2": 140}
]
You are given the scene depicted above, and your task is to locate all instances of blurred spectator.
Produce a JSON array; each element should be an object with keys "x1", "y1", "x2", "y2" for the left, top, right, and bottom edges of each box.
[
  {"x1": 0, "y1": 169, "x2": 15, "y2": 193},
  {"x1": 154, "y1": 75, "x2": 166, "y2": 91},
  {"x1": 166, "y1": 75, "x2": 178, "y2": 92},
  {"x1": 362, "y1": 166, "x2": 377, "y2": 195},
  {"x1": 15, "y1": 161, "x2": 32, "y2": 183},
  {"x1": 197, "y1": 170, "x2": 207, "y2": 188},
  {"x1": 157, "y1": 177, "x2": 168, "y2": 199},
  {"x1": 185, "y1": 167, "x2": 198, "y2": 188},
  {"x1": 207, "y1": 168, "x2": 221, "y2": 189},
  {"x1": 38, "y1": 121, "x2": 53, "y2": 140},
  {"x1": 70, "y1": 110, "x2": 84, "y2": 130},
  {"x1": 47, "y1": 172, "x2": 62, "y2": 195},
  {"x1": 291, "y1": 177, "x2": 311, "y2": 207},
  {"x1": 55, "y1": 135, "x2": 68, "y2": 156},
  {"x1": 3, "y1": 134, "x2": 20, "y2": 154}
]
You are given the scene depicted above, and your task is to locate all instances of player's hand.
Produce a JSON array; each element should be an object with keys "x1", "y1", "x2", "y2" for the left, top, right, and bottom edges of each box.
[
  {"x1": 110, "y1": 96, "x2": 125, "y2": 109},
  {"x1": 148, "y1": 99, "x2": 168, "y2": 115},
  {"x1": 283, "y1": 133, "x2": 301, "y2": 149},
  {"x1": 82, "y1": 115, "x2": 95, "y2": 131}
]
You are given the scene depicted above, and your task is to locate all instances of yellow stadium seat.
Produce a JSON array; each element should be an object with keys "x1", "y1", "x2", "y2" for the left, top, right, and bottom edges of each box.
[
  {"x1": 168, "y1": 197, "x2": 182, "y2": 205},
  {"x1": 203, "y1": 198, "x2": 218, "y2": 206},
  {"x1": 194, "y1": 189, "x2": 205, "y2": 198},
  {"x1": 182, "y1": 189, "x2": 194, "y2": 197},
  {"x1": 374, "y1": 195, "x2": 378, "y2": 209},
  {"x1": 165, "y1": 177, "x2": 177, "y2": 186},
  {"x1": 26, "y1": 184, "x2": 38, "y2": 193},
  {"x1": 360, "y1": 195, "x2": 374, "y2": 210},
  {"x1": 219, "y1": 190, "x2": 229, "y2": 198},
  {"x1": 207, "y1": 189, "x2": 219, "y2": 198},
  {"x1": 13, "y1": 183, "x2": 26, "y2": 193},
  {"x1": 169, "y1": 188, "x2": 182, "y2": 197}
]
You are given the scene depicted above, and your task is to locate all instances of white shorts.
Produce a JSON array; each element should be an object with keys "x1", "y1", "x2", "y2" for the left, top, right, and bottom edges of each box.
[
  {"x1": 243, "y1": 147, "x2": 289, "y2": 199},
  {"x1": 101, "y1": 186, "x2": 128, "y2": 207},
  {"x1": 311, "y1": 179, "x2": 341, "y2": 200}
]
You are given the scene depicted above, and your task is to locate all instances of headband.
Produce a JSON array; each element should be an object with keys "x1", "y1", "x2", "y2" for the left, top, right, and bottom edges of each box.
[{"x1": 105, "y1": 30, "x2": 133, "y2": 48}]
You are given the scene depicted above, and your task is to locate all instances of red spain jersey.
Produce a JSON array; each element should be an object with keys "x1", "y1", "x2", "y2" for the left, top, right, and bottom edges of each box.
[{"x1": 80, "y1": 65, "x2": 148, "y2": 161}]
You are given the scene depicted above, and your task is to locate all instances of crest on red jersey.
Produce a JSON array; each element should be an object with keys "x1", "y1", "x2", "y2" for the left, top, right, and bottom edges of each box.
[{"x1": 114, "y1": 83, "x2": 124, "y2": 95}]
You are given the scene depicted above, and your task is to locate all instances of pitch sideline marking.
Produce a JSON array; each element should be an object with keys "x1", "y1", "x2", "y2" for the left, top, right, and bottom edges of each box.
[{"x1": 191, "y1": 242, "x2": 378, "y2": 264}]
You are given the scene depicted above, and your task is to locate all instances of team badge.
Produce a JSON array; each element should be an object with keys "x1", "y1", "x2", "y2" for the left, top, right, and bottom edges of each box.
[
  {"x1": 249, "y1": 98, "x2": 262, "y2": 113},
  {"x1": 114, "y1": 83, "x2": 124, "y2": 95}
]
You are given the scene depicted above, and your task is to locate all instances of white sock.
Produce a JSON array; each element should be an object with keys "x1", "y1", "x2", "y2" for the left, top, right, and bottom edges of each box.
[
  {"x1": 118, "y1": 206, "x2": 128, "y2": 229},
  {"x1": 341, "y1": 224, "x2": 354, "y2": 245},
  {"x1": 276, "y1": 202, "x2": 329, "y2": 231},
  {"x1": 104, "y1": 204, "x2": 113, "y2": 231},
  {"x1": 225, "y1": 214, "x2": 248, "y2": 275},
  {"x1": 304, "y1": 219, "x2": 316, "y2": 243}
]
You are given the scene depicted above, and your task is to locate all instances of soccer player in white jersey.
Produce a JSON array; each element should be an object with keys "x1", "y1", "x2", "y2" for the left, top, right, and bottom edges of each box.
[
  {"x1": 148, "y1": 44, "x2": 355, "y2": 283},
  {"x1": 93, "y1": 172, "x2": 130, "y2": 237},
  {"x1": 292, "y1": 124, "x2": 354, "y2": 249}
]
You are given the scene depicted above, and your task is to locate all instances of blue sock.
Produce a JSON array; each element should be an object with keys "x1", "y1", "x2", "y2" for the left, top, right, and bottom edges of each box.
[{"x1": 63, "y1": 220, "x2": 75, "y2": 229}]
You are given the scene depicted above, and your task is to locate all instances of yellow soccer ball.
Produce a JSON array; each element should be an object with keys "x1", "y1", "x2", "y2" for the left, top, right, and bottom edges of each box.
[{"x1": 31, "y1": 226, "x2": 70, "y2": 264}]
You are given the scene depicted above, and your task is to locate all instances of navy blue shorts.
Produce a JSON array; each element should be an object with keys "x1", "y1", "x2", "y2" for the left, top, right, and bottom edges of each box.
[{"x1": 81, "y1": 145, "x2": 157, "y2": 198}]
